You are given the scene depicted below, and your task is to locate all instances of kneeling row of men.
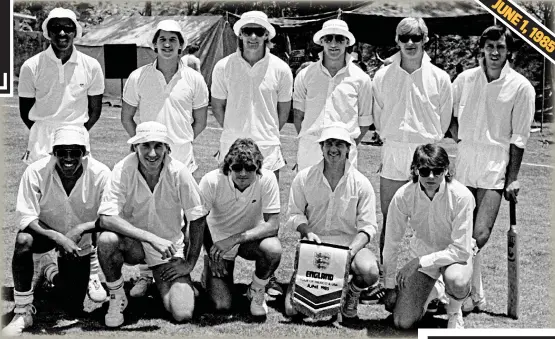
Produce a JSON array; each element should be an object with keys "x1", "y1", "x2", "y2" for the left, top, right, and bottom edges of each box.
[{"x1": 4, "y1": 122, "x2": 475, "y2": 336}]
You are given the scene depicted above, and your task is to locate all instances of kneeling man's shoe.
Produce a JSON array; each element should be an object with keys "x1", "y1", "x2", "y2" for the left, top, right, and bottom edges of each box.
[
  {"x1": 341, "y1": 286, "x2": 360, "y2": 319},
  {"x1": 246, "y1": 284, "x2": 268, "y2": 316},
  {"x1": 2, "y1": 304, "x2": 36, "y2": 336},
  {"x1": 462, "y1": 296, "x2": 486, "y2": 313},
  {"x1": 105, "y1": 292, "x2": 128, "y2": 327},
  {"x1": 447, "y1": 312, "x2": 464, "y2": 329},
  {"x1": 88, "y1": 274, "x2": 108, "y2": 303}
]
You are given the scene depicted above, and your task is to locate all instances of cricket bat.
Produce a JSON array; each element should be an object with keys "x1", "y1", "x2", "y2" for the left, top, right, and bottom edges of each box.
[{"x1": 507, "y1": 200, "x2": 519, "y2": 319}]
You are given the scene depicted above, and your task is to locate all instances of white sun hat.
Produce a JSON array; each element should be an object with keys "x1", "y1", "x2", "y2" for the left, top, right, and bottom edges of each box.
[
  {"x1": 233, "y1": 11, "x2": 276, "y2": 39},
  {"x1": 127, "y1": 121, "x2": 174, "y2": 145},
  {"x1": 42, "y1": 7, "x2": 83, "y2": 40},
  {"x1": 150, "y1": 19, "x2": 187, "y2": 49},
  {"x1": 52, "y1": 125, "x2": 90, "y2": 151},
  {"x1": 317, "y1": 124, "x2": 353, "y2": 145},
  {"x1": 313, "y1": 19, "x2": 356, "y2": 46}
]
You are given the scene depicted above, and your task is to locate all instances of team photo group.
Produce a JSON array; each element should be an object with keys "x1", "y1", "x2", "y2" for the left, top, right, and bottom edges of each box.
[{"x1": 2, "y1": 4, "x2": 536, "y2": 336}]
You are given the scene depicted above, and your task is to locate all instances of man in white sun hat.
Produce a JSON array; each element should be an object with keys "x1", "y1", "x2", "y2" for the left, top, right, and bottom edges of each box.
[
  {"x1": 211, "y1": 11, "x2": 293, "y2": 182},
  {"x1": 121, "y1": 19, "x2": 209, "y2": 297},
  {"x1": 97, "y1": 121, "x2": 208, "y2": 327},
  {"x1": 293, "y1": 19, "x2": 372, "y2": 171},
  {"x1": 284, "y1": 124, "x2": 380, "y2": 322},
  {"x1": 2, "y1": 126, "x2": 111, "y2": 336},
  {"x1": 18, "y1": 7, "x2": 104, "y2": 165},
  {"x1": 369, "y1": 18, "x2": 452, "y2": 304}
]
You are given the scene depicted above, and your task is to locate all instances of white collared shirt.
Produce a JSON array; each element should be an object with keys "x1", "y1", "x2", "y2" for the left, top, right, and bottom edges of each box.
[
  {"x1": 199, "y1": 168, "x2": 280, "y2": 258},
  {"x1": 123, "y1": 60, "x2": 209, "y2": 145},
  {"x1": 293, "y1": 53, "x2": 373, "y2": 140},
  {"x1": 453, "y1": 61, "x2": 536, "y2": 149},
  {"x1": 211, "y1": 49, "x2": 294, "y2": 146},
  {"x1": 98, "y1": 154, "x2": 208, "y2": 242},
  {"x1": 382, "y1": 178, "x2": 475, "y2": 289},
  {"x1": 16, "y1": 156, "x2": 111, "y2": 254},
  {"x1": 287, "y1": 160, "x2": 377, "y2": 247},
  {"x1": 372, "y1": 52, "x2": 452, "y2": 144},
  {"x1": 18, "y1": 46, "x2": 105, "y2": 124}
]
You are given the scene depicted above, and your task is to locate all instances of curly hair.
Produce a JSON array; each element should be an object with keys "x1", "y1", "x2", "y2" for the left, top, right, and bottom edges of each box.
[
  {"x1": 221, "y1": 138, "x2": 264, "y2": 176},
  {"x1": 409, "y1": 144, "x2": 452, "y2": 183}
]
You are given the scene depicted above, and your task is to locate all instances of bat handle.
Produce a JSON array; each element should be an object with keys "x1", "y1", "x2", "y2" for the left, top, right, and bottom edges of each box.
[{"x1": 509, "y1": 200, "x2": 516, "y2": 226}]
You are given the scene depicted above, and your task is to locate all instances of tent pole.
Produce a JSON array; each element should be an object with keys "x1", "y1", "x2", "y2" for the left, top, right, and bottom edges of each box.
[{"x1": 541, "y1": 56, "x2": 546, "y2": 132}]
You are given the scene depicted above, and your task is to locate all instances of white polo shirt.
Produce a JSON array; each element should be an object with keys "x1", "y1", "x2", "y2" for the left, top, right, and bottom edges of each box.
[
  {"x1": 123, "y1": 60, "x2": 209, "y2": 146},
  {"x1": 98, "y1": 153, "x2": 208, "y2": 243},
  {"x1": 18, "y1": 46, "x2": 105, "y2": 124},
  {"x1": 453, "y1": 61, "x2": 535, "y2": 150},
  {"x1": 382, "y1": 179, "x2": 475, "y2": 289},
  {"x1": 16, "y1": 155, "x2": 111, "y2": 255},
  {"x1": 287, "y1": 160, "x2": 377, "y2": 247},
  {"x1": 372, "y1": 52, "x2": 452, "y2": 144},
  {"x1": 293, "y1": 53, "x2": 373, "y2": 140},
  {"x1": 211, "y1": 49, "x2": 293, "y2": 146},
  {"x1": 199, "y1": 168, "x2": 280, "y2": 259}
]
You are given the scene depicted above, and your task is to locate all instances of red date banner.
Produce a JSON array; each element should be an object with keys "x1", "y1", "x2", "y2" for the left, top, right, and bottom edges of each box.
[
  {"x1": 0, "y1": 0, "x2": 13, "y2": 97},
  {"x1": 474, "y1": 0, "x2": 555, "y2": 65}
]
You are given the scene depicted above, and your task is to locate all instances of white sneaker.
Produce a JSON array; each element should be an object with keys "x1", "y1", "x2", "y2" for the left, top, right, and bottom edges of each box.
[
  {"x1": 88, "y1": 274, "x2": 108, "y2": 302},
  {"x1": 246, "y1": 284, "x2": 268, "y2": 316},
  {"x1": 447, "y1": 312, "x2": 464, "y2": 329},
  {"x1": 129, "y1": 276, "x2": 153, "y2": 298},
  {"x1": 105, "y1": 293, "x2": 128, "y2": 327},
  {"x1": 462, "y1": 296, "x2": 486, "y2": 313},
  {"x1": 2, "y1": 304, "x2": 36, "y2": 336}
]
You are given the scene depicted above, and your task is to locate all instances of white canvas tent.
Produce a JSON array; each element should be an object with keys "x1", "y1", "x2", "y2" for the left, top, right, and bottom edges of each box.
[{"x1": 76, "y1": 15, "x2": 237, "y2": 100}]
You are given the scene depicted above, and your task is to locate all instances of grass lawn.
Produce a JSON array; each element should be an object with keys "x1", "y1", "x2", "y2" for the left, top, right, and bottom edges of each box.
[{"x1": 1, "y1": 95, "x2": 553, "y2": 336}]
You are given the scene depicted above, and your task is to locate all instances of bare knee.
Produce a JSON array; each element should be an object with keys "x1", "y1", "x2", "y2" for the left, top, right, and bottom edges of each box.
[
  {"x1": 352, "y1": 252, "x2": 379, "y2": 285},
  {"x1": 259, "y1": 237, "x2": 282, "y2": 262},
  {"x1": 212, "y1": 296, "x2": 232, "y2": 312},
  {"x1": 98, "y1": 231, "x2": 121, "y2": 252},
  {"x1": 444, "y1": 272, "x2": 471, "y2": 299},
  {"x1": 14, "y1": 232, "x2": 34, "y2": 254},
  {"x1": 393, "y1": 313, "x2": 416, "y2": 330},
  {"x1": 171, "y1": 306, "x2": 194, "y2": 322},
  {"x1": 474, "y1": 229, "x2": 490, "y2": 249}
]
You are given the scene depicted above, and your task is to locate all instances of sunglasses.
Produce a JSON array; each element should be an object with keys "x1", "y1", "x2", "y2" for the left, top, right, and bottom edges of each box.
[
  {"x1": 241, "y1": 27, "x2": 267, "y2": 37},
  {"x1": 398, "y1": 34, "x2": 424, "y2": 43},
  {"x1": 231, "y1": 163, "x2": 258, "y2": 172},
  {"x1": 322, "y1": 34, "x2": 347, "y2": 44},
  {"x1": 48, "y1": 24, "x2": 76, "y2": 34},
  {"x1": 54, "y1": 149, "x2": 84, "y2": 158},
  {"x1": 418, "y1": 167, "x2": 445, "y2": 177}
]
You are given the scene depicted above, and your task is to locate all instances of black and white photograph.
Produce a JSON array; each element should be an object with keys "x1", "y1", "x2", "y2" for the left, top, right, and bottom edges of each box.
[{"x1": 2, "y1": 0, "x2": 553, "y2": 336}]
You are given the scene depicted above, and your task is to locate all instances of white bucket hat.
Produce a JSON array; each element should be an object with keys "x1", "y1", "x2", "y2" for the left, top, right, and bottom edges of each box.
[
  {"x1": 317, "y1": 125, "x2": 352, "y2": 145},
  {"x1": 313, "y1": 19, "x2": 355, "y2": 46},
  {"x1": 42, "y1": 8, "x2": 83, "y2": 40},
  {"x1": 151, "y1": 19, "x2": 187, "y2": 49},
  {"x1": 127, "y1": 121, "x2": 174, "y2": 145},
  {"x1": 233, "y1": 11, "x2": 276, "y2": 39},
  {"x1": 52, "y1": 125, "x2": 90, "y2": 151}
]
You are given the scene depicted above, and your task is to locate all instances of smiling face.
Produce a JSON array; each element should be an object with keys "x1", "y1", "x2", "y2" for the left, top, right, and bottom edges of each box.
[
  {"x1": 53, "y1": 144, "x2": 84, "y2": 178},
  {"x1": 482, "y1": 35, "x2": 509, "y2": 72},
  {"x1": 321, "y1": 138, "x2": 350, "y2": 166},
  {"x1": 48, "y1": 18, "x2": 76, "y2": 53},
  {"x1": 320, "y1": 34, "x2": 348, "y2": 62},
  {"x1": 135, "y1": 141, "x2": 168, "y2": 174},
  {"x1": 397, "y1": 32, "x2": 425, "y2": 62},
  {"x1": 154, "y1": 30, "x2": 182, "y2": 60},
  {"x1": 240, "y1": 24, "x2": 268, "y2": 53}
]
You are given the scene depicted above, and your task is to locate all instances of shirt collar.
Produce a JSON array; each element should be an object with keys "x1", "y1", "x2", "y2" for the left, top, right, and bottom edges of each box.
[
  {"x1": 317, "y1": 51, "x2": 352, "y2": 76},
  {"x1": 391, "y1": 51, "x2": 431, "y2": 71},
  {"x1": 235, "y1": 47, "x2": 271, "y2": 66},
  {"x1": 45, "y1": 45, "x2": 79, "y2": 64},
  {"x1": 417, "y1": 176, "x2": 447, "y2": 201},
  {"x1": 479, "y1": 58, "x2": 512, "y2": 81},
  {"x1": 316, "y1": 158, "x2": 353, "y2": 178}
]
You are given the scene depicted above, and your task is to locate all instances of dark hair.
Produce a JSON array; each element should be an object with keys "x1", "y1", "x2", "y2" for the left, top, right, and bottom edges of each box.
[
  {"x1": 222, "y1": 138, "x2": 264, "y2": 176},
  {"x1": 479, "y1": 25, "x2": 515, "y2": 52},
  {"x1": 152, "y1": 29, "x2": 185, "y2": 54},
  {"x1": 319, "y1": 140, "x2": 351, "y2": 159},
  {"x1": 186, "y1": 43, "x2": 200, "y2": 54},
  {"x1": 409, "y1": 144, "x2": 452, "y2": 183}
]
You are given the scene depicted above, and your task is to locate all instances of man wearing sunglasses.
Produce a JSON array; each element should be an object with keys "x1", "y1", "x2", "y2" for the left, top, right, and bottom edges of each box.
[
  {"x1": 449, "y1": 26, "x2": 535, "y2": 314},
  {"x1": 285, "y1": 124, "x2": 379, "y2": 322},
  {"x1": 3, "y1": 126, "x2": 111, "y2": 336},
  {"x1": 198, "y1": 138, "x2": 282, "y2": 317},
  {"x1": 371, "y1": 18, "x2": 452, "y2": 302},
  {"x1": 382, "y1": 144, "x2": 475, "y2": 329},
  {"x1": 97, "y1": 122, "x2": 208, "y2": 327},
  {"x1": 293, "y1": 19, "x2": 372, "y2": 171},
  {"x1": 211, "y1": 11, "x2": 293, "y2": 182}
]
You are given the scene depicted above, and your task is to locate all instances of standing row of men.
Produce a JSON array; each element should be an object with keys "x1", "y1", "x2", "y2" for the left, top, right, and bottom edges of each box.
[{"x1": 4, "y1": 7, "x2": 535, "y2": 336}]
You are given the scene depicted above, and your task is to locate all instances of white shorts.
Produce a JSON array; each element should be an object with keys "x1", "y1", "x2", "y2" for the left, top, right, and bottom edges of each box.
[
  {"x1": 297, "y1": 135, "x2": 358, "y2": 171},
  {"x1": 171, "y1": 142, "x2": 197, "y2": 173},
  {"x1": 24, "y1": 121, "x2": 88, "y2": 165},
  {"x1": 455, "y1": 142, "x2": 508, "y2": 189},
  {"x1": 218, "y1": 142, "x2": 285, "y2": 171},
  {"x1": 380, "y1": 141, "x2": 421, "y2": 181},
  {"x1": 142, "y1": 233, "x2": 185, "y2": 268}
]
